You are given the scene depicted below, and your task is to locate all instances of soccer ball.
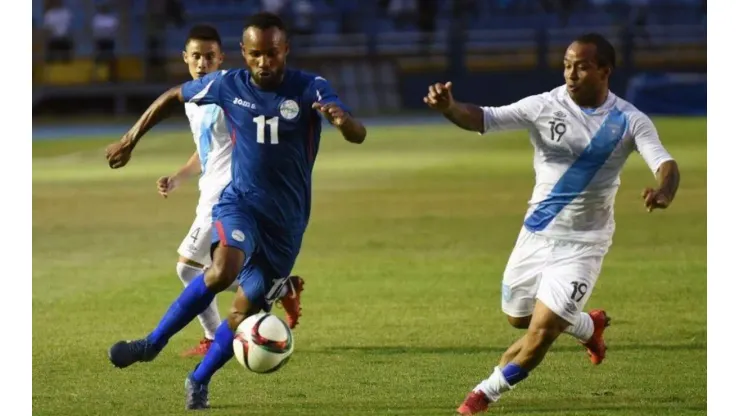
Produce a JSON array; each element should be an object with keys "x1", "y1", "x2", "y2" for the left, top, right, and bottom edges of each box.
[{"x1": 232, "y1": 312, "x2": 294, "y2": 374}]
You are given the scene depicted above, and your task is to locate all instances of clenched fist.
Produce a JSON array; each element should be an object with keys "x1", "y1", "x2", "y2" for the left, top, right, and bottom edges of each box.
[
  {"x1": 105, "y1": 139, "x2": 134, "y2": 169},
  {"x1": 423, "y1": 82, "x2": 454, "y2": 112}
]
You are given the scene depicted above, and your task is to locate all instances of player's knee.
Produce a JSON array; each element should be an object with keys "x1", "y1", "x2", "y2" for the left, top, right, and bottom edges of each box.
[
  {"x1": 205, "y1": 251, "x2": 243, "y2": 291},
  {"x1": 204, "y1": 262, "x2": 239, "y2": 291},
  {"x1": 507, "y1": 315, "x2": 531, "y2": 329}
]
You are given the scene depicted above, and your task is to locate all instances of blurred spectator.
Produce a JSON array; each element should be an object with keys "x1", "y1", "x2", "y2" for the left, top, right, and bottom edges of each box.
[
  {"x1": 92, "y1": 2, "x2": 119, "y2": 82},
  {"x1": 43, "y1": 0, "x2": 73, "y2": 62}
]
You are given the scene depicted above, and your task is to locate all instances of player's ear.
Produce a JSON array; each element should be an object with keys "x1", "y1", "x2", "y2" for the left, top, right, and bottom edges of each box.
[
  {"x1": 602, "y1": 66, "x2": 611, "y2": 80},
  {"x1": 182, "y1": 50, "x2": 188, "y2": 64},
  {"x1": 240, "y1": 42, "x2": 247, "y2": 59}
]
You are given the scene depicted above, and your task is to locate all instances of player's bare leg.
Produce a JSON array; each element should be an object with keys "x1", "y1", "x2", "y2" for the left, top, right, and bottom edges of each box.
[
  {"x1": 498, "y1": 337, "x2": 526, "y2": 368},
  {"x1": 503, "y1": 311, "x2": 609, "y2": 366},
  {"x1": 457, "y1": 302, "x2": 570, "y2": 415},
  {"x1": 108, "y1": 245, "x2": 244, "y2": 369},
  {"x1": 186, "y1": 286, "x2": 257, "y2": 410}
]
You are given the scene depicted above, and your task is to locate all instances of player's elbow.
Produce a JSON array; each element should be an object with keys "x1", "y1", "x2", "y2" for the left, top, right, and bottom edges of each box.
[
  {"x1": 658, "y1": 159, "x2": 680, "y2": 179},
  {"x1": 660, "y1": 159, "x2": 679, "y2": 170},
  {"x1": 344, "y1": 124, "x2": 367, "y2": 144}
]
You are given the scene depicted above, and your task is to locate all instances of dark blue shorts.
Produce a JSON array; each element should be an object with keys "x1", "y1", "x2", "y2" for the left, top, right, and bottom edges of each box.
[{"x1": 211, "y1": 185, "x2": 303, "y2": 310}]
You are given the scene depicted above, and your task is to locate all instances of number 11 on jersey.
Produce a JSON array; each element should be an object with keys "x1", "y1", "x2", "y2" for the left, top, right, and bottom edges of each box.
[{"x1": 253, "y1": 115, "x2": 279, "y2": 144}]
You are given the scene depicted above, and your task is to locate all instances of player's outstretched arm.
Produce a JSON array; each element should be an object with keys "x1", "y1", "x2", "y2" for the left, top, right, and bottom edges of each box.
[
  {"x1": 424, "y1": 82, "x2": 484, "y2": 133},
  {"x1": 106, "y1": 85, "x2": 185, "y2": 169},
  {"x1": 311, "y1": 102, "x2": 367, "y2": 144},
  {"x1": 157, "y1": 151, "x2": 201, "y2": 198},
  {"x1": 643, "y1": 160, "x2": 680, "y2": 212}
]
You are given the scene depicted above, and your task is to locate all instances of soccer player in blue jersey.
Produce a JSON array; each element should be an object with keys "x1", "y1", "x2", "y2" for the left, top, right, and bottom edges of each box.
[{"x1": 105, "y1": 13, "x2": 367, "y2": 409}]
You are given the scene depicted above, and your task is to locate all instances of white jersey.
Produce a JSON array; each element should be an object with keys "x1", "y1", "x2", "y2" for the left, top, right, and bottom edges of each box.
[
  {"x1": 480, "y1": 85, "x2": 673, "y2": 244},
  {"x1": 185, "y1": 102, "x2": 233, "y2": 210}
]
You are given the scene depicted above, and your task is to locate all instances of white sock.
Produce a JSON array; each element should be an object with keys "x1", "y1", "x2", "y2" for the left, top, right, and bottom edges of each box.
[
  {"x1": 564, "y1": 312, "x2": 594, "y2": 342},
  {"x1": 474, "y1": 367, "x2": 513, "y2": 402},
  {"x1": 177, "y1": 262, "x2": 221, "y2": 340}
]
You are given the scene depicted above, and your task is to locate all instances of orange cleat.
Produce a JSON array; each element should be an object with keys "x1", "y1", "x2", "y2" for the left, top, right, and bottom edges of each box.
[
  {"x1": 278, "y1": 276, "x2": 304, "y2": 329},
  {"x1": 180, "y1": 338, "x2": 213, "y2": 357},
  {"x1": 456, "y1": 391, "x2": 491, "y2": 415},
  {"x1": 582, "y1": 309, "x2": 610, "y2": 365}
]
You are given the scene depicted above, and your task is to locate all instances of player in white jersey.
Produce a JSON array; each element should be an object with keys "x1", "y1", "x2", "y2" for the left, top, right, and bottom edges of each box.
[
  {"x1": 155, "y1": 25, "x2": 236, "y2": 357},
  {"x1": 424, "y1": 33, "x2": 681, "y2": 415}
]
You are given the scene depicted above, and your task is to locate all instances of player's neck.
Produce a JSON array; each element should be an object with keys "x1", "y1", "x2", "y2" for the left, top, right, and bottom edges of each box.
[{"x1": 576, "y1": 89, "x2": 610, "y2": 109}]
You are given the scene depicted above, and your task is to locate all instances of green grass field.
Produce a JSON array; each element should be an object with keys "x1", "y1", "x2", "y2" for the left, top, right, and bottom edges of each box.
[{"x1": 32, "y1": 118, "x2": 707, "y2": 415}]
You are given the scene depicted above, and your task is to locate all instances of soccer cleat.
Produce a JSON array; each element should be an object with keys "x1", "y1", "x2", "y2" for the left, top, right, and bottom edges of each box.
[
  {"x1": 185, "y1": 373, "x2": 210, "y2": 410},
  {"x1": 180, "y1": 338, "x2": 213, "y2": 358},
  {"x1": 457, "y1": 391, "x2": 491, "y2": 415},
  {"x1": 108, "y1": 339, "x2": 161, "y2": 369},
  {"x1": 582, "y1": 309, "x2": 611, "y2": 365},
  {"x1": 277, "y1": 275, "x2": 304, "y2": 329}
]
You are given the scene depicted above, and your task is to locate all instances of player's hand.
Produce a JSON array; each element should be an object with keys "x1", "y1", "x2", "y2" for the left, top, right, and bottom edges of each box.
[
  {"x1": 642, "y1": 187, "x2": 671, "y2": 212},
  {"x1": 312, "y1": 102, "x2": 348, "y2": 126},
  {"x1": 105, "y1": 139, "x2": 134, "y2": 169},
  {"x1": 423, "y1": 81, "x2": 454, "y2": 112},
  {"x1": 156, "y1": 176, "x2": 178, "y2": 198}
]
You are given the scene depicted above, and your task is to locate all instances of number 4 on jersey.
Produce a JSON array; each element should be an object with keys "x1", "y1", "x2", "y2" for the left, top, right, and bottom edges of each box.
[{"x1": 253, "y1": 115, "x2": 279, "y2": 144}]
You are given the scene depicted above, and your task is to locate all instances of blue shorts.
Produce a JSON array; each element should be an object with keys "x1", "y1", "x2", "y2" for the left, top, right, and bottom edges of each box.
[{"x1": 211, "y1": 186, "x2": 303, "y2": 310}]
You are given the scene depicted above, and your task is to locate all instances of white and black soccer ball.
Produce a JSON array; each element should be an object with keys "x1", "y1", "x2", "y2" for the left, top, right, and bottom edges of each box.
[{"x1": 232, "y1": 312, "x2": 293, "y2": 374}]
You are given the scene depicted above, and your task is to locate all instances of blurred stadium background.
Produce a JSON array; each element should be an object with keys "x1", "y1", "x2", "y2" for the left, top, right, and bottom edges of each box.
[
  {"x1": 32, "y1": 2, "x2": 706, "y2": 415},
  {"x1": 32, "y1": 0, "x2": 706, "y2": 121}
]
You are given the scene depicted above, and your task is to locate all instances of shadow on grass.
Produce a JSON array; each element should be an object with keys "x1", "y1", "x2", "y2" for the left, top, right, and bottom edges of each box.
[{"x1": 301, "y1": 342, "x2": 706, "y2": 356}]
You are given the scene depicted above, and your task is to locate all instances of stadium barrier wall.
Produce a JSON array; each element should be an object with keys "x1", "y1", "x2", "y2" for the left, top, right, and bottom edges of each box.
[{"x1": 398, "y1": 70, "x2": 706, "y2": 116}]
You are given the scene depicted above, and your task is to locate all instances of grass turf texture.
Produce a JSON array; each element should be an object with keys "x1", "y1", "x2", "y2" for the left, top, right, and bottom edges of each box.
[{"x1": 32, "y1": 118, "x2": 706, "y2": 415}]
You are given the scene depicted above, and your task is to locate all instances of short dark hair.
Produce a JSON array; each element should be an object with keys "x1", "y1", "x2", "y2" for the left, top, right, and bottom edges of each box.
[
  {"x1": 185, "y1": 25, "x2": 222, "y2": 48},
  {"x1": 574, "y1": 33, "x2": 616, "y2": 69},
  {"x1": 243, "y1": 12, "x2": 287, "y2": 33}
]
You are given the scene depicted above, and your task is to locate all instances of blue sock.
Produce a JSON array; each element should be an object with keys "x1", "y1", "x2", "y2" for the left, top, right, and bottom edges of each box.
[
  {"x1": 192, "y1": 320, "x2": 235, "y2": 384},
  {"x1": 501, "y1": 363, "x2": 529, "y2": 386},
  {"x1": 146, "y1": 274, "x2": 216, "y2": 350}
]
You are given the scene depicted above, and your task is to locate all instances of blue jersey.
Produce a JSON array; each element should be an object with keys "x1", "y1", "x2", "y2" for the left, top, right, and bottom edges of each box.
[{"x1": 181, "y1": 68, "x2": 350, "y2": 234}]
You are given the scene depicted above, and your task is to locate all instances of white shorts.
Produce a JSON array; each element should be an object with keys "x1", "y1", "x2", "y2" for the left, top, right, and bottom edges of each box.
[
  {"x1": 501, "y1": 228, "x2": 609, "y2": 324},
  {"x1": 177, "y1": 202, "x2": 215, "y2": 267}
]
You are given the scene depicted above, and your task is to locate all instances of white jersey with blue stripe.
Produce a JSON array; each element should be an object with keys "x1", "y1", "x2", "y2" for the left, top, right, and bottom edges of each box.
[
  {"x1": 481, "y1": 85, "x2": 673, "y2": 244},
  {"x1": 184, "y1": 102, "x2": 233, "y2": 208}
]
